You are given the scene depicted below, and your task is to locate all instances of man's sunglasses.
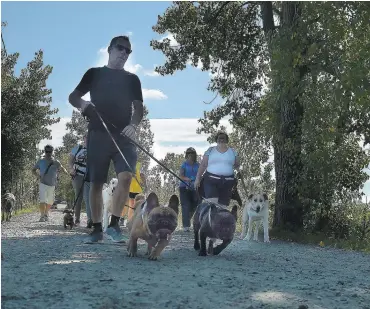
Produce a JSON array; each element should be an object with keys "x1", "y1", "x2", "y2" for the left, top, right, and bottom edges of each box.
[
  {"x1": 45, "y1": 150, "x2": 53, "y2": 153},
  {"x1": 115, "y1": 44, "x2": 132, "y2": 54}
]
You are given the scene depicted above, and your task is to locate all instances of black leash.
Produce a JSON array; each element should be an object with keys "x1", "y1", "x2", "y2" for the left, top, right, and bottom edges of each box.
[
  {"x1": 91, "y1": 107, "x2": 195, "y2": 192},
  {"x1": 93, "y1": 108, "x2": 145, "y2": 194},
  {"x1": 69, "y1": 172, "x2": 87, "y2": 213}
]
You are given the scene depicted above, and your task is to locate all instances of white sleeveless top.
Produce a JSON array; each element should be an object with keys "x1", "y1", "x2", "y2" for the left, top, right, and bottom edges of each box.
[{"x1": 204, "y1": 147, "x2": 237, "y2": 176}]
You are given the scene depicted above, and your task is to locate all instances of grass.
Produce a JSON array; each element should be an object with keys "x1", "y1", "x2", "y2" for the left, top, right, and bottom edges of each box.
[
  {"x1": 13, "y1": 205, "x2": 39, "y2": 216},
  {"x1": 269, "y1": 227, "x2": 370, "y2": 254}
]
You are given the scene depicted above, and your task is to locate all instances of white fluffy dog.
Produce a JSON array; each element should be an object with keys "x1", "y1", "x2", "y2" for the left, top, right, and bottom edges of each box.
[
  {"x1": 241, "y1": 193, "x2": 270, "y2": 243},
  {"x1": 102, "y1": 178, "x2": 119, "y2": 232}
]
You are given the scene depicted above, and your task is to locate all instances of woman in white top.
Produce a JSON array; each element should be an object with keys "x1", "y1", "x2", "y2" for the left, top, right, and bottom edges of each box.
[{"x1": 194, "y1": 131, "x2": 240, "y2": 206}]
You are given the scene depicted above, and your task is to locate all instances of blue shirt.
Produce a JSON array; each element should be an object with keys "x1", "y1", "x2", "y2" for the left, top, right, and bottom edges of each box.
[
  {"x1": 34, "y1": 157, "x2": 61, "y2": 186},
  {"x1": 179, "y1": 161, "x2": 199, "y2": 188}
]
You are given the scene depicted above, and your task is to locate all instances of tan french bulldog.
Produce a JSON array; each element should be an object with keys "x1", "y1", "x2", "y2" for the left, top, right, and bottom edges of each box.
[{"x1": 127, "y1": 192, "x2": 179, "y2": 260}]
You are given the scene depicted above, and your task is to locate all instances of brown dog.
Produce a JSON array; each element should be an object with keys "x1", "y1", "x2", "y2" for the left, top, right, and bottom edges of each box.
[{"x1": 127, "y1": 192, "x2": 179, "y2": 260}]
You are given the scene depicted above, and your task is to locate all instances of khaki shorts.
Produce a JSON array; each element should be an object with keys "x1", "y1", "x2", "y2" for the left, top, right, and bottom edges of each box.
[{"x1": 39, "y1": 183, "x2": 55, "y2": 205}]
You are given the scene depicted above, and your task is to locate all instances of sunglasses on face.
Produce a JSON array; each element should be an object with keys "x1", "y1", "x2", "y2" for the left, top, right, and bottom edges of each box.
[
  {"x1": 217, "y1": 136, "x2": 227, "y2": 140},
  {"x1": 114, "y1": 44, "x2": 132, "y2": 54},
  {"x1": 45, "y1": 150, "x2": 53, "y2": 153}
]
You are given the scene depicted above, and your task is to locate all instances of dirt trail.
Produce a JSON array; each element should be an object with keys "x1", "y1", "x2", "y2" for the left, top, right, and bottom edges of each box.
[{"x1": 1, "y1": 210, "x2": 370, "y2": 309}]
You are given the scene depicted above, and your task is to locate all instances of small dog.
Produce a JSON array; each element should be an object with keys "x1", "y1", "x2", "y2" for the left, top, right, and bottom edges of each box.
[
  {"x1": 127, "y1": 192, "x2": 179, "y2": 260},
  {"x1": 63, "y1": 209, "x2": 74, "y2": 229},
  {"x1": 193, "y1": 199, "x2": 238, "y2": 256},
  {"x1": 102, "y1": 178, "x2": 119, "y2": 232},
  {"x1": 241, "y1": 193, "x2": 270, "y2": 243},
  {"x1": 2, "y1": 192, "x2": 15, "y2": 222}
]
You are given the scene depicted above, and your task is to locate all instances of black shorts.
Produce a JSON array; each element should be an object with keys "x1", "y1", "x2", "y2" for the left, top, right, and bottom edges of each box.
[
  {"x1": 203, "y1": 171, "x2": 236, "y2": 206},
  {"x1": 129, "y1": 192, "x2": 139, "y2": 199},
  {"x1": 87, "y1": 130, "x2": 137, "y2": 184}
]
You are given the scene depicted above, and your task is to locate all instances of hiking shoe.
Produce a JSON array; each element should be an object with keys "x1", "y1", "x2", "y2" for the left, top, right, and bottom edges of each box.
[
  {"x1": 39, "y1": 216, "x2": 46, "y2": 222},
  {"x1": 106, "y1": 224, "x2": 127, "y2": 243},
  {"x1": 86, "y1": 220, "x2": 93, "y2": 229},
  {"x1": 44, "y1": 214, "x2": 49, "y2": 222},
  {"x1": 84, "y1": 229, "x2": 103, "y2": 244}
]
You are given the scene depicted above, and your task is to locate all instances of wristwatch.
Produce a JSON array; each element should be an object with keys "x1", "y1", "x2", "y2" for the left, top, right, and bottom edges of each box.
[{"x1": 130, "y1": 124, "x2": 138, "y2": 130}]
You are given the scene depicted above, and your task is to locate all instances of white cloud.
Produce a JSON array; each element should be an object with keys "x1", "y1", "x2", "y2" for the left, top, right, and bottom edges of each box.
[
  {"x1": 144, "y1": 70, "x2": 160, "y2": 77},
  {"x1": 38, "y1": 115, "x2": 370, "y2": 202},
  {"x1": 96, "y1": 46, "x2": 142, "y2": 74},
  {"x1": 158, "y1": 32, "x2": 178, "y2": 47},
  {"x1": 39, "y1": 117, "x2": 71, "y2": 150},
  {"x1": 143, "y1": 89, "x2": 168, "y2": 100}
]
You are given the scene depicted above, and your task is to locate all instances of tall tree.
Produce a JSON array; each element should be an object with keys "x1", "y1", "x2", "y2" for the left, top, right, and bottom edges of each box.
[
  {"x1": 150, "y1": 1, "x2": 370, "y2": 231},
  {"x1": 1, "y1": 46, "x2": 59, "y2": 191}
]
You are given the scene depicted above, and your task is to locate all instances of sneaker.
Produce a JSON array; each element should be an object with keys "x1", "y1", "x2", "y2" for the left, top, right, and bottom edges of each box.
[
  {"x1": 44, "y1": 214, "x2": 49, "y2": 222},
  {"x1": 84, "y1": 229, "x2": 103, "y2": 244},
  {"x1": 183, "y1": 227, "x2": 190, "y2": 232},
  {"x1": 39, "y1": 216, "x2": 45, "y2": 222},
  {"x1": 106, "y1": 224, "x2": 127, "y2": 243}
]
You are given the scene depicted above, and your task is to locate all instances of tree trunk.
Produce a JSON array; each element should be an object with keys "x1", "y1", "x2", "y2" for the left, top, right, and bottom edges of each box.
[
  {"x1": 273, "y1": 96, "x2": 304, "y2": 230},
  {"x1": 270, "y1": 2, "x2": 305, "y2": 231}
]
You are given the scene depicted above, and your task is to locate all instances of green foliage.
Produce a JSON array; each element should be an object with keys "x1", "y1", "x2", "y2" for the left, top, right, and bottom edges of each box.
[
  {"x1": 151, "y1": 1, "x2": 370, "y2": 232},
  {"x1": 1, "y1": 47, "x2": 59, "y2": 192}
]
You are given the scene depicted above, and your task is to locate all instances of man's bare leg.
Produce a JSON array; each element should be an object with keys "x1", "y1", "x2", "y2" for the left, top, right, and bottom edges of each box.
[
  {"x1": 39, "y1": 203, "x2": 47, "y2": 221},
  {"x1": 112, "y1": 172, "x2": 132, "y2": 218},
  {"x1": 84, "y1": 182, "x2": 104, "y2": 244},
  {"x1": 106, "y1": 171, "x2": 132, "y2": 242},
  {"x1": 89, "y1": 182, "x2": 104, "y2": 223},
  {"x1": 127, "y1": 198, "x2": 136, "y2": 221}
]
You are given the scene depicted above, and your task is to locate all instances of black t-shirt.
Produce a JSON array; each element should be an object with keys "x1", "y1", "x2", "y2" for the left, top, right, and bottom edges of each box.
[{"x1": 76, "y1": 66, "x2": 143, "y2": 132}]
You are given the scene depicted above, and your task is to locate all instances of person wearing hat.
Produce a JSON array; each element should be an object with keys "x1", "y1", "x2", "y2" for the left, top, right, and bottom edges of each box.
[
  {"x1": 32, "y1": 144, "x2": 69, "y2": 222},
  {"x1": 194, "y1": 131, "x2": 240, "y2": 206},
  {"x1": 179, "y1": 147, "x2": 200, "y2": 231}
]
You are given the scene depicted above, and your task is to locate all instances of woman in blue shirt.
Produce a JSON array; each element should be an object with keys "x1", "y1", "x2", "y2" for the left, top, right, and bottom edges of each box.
[{"x1": 179, "y1": 147, "x2": 200, "y2": 232}]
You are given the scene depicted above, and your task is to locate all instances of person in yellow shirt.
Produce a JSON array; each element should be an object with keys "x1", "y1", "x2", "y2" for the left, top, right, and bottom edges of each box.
[{"x1": 121, "y1": 161, "x2": 146, "y2": 222}]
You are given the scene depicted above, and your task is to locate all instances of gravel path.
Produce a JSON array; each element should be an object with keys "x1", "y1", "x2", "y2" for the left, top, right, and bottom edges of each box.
[{"x1": 1, "y1": 210, "x2": 370, "y2": 309}]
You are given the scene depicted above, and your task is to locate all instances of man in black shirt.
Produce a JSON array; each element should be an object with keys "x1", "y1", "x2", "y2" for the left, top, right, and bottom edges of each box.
[{"x1": 69, "y1": 35, "x2": 144, "y2": 244}]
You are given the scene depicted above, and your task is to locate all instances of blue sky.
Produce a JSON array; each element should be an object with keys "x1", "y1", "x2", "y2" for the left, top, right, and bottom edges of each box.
[
  {"x1": 1, "y1": 1, "x2": 223, "y2": 120},
  {"x1": 2, "y1": 1, "x2": 369, "y2": 200}
]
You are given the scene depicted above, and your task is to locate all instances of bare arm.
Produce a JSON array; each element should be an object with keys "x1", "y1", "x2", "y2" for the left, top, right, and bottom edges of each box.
[
  {"x1": 32, "y1": 166, "x2": 40, "y2": 178},
  {"x1": 234, "y1": 155, "x2": 241, "y2": 170},
  {"x1": 131, "y1": 100, "x2": 144, "y2": 127},
  {"x1": 68, "y1": 68, "x2": 94, "y2": 109},
  {"x1": 68, "y1": 89, "x2": 89, "y2": 109},
  {"x1": 195, "y1": 156, "x2": 209, "y2": 181},
  {"x1": 179, "y1": 167, "x2": 191, "y2": 182},
  {"x1": 68, "y1": 153, "x2": 75, "y2": 171}
]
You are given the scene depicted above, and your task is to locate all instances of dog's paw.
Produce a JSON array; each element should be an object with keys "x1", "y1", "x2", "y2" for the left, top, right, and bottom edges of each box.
[
  {"x1": 198, "y1": 250, "x2": 207, "y2": 256},
  {"x1": 148, "y1": 253, "x2": 158, "y2": 261},
  {"x1": 194, "y1": 242, "x2": 200, "y2": 251},
  {"x1": 127, "y1": 251, "x2": 137, "y2": 257},
  {"x1": 264, "y1": 238, "x2": 270, "y2": 243}
]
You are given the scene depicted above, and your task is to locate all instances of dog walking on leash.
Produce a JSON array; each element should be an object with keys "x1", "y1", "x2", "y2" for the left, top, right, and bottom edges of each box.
[{"x1": 69, "y1": 35, "x2": 144, "y2": 244}]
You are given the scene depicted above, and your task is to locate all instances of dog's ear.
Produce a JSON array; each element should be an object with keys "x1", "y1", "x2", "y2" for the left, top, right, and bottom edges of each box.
[
  {"x1": 248, "y1": 194, "x2": 254, "y2": 200},
  {"x1": 231, "y1": 205, "x2": 238, "y2": 221},
  {"x1": 263, "y1": 193, "x2": 268, "y2": 201},
  {"x1": 145, "y1": 192, "x2": 159, "y2": 212},
  {"x1": 168, "y1": 195, "x2": 179, "y2": 215}
]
